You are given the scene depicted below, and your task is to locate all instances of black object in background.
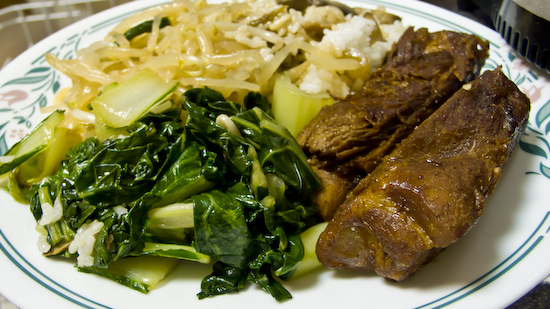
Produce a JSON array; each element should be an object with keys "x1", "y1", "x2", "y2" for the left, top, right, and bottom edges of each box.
[{"x1": 459, "y1": 0, "x2": 550, "y2": 72}]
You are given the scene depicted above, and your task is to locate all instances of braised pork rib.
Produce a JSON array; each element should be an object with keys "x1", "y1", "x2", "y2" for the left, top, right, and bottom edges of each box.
[
  {"x1": 297, "y1": 27, "x2": 490, "y2": 220},
  {"x1": 315, "y1": 68, "x2": 531, "y2": 281}
]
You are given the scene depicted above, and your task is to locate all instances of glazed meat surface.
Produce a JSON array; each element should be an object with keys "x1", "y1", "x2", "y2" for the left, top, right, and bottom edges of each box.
[
  {"x1": 297, "y1": 27, "x2": 489, "y2": 220},
  {"x1": 315, "y1": 68, "x2": 531, "y2": 281}
]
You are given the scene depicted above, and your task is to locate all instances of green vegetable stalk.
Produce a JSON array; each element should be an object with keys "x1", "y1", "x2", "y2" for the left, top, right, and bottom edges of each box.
[{"x1": 271, "y1": 73, "x2": 334, "y2": 137}]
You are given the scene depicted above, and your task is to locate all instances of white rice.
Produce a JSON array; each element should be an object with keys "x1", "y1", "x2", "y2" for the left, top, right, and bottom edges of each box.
[
  {"x1": 38, "y1": 196, "x2": 63, "y2": 226},
  {"x1": 36, "y1": 225, "x2": 51, "y2": 253},
  {"x1": 37, "y1": 235, "x2": 51, "y2": 253},
  {"x1": 299, "y1": 11, "x2": 406, "y2": 98},
  {"x1": 317, "y1": 15, "x2": 377, "y2": 58},
  {"x1": 317, "y1": 14, "x2": 405, "y2": 68},
  {"x1": 68, "y1": 220, "x2": 104, "y2": 267},
  {"x1": 299, "y1": 64, "x2": 335, "y2": 94}
]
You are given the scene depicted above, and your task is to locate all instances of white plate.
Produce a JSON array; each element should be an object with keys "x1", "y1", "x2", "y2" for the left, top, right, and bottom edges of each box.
[{"x1": 1, "y1": 0, "x2": 549, "y2": 308}]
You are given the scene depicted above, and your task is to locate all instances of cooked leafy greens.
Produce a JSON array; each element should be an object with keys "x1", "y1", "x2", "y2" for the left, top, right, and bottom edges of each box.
[{"x1": 5, "y1": 87, "x2": 321, "y2": 300}]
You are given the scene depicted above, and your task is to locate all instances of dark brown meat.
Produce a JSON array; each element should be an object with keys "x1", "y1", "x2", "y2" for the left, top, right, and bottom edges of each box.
[
  {"x1": 297, "y1": 27, "x2": 489, "y2": 220},
  {"x1": 309, "y1": 165, "x2": 355, "y2": 220},
  {"x1": 315, "y1": 68, "x2": 531, "y2": 281}
]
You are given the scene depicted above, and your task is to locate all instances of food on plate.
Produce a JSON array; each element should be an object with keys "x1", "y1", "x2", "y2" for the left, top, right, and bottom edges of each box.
[
  {"x1": 43, "y1": 0, "x2": 405, "y2": 120},
  {"x1": 19, "y1": 86, "x2": 323, "y2": 301},
  {"x1": 0, "y1": 0, "x2": 532, "y2": 302},
  {"x1": 297, "y1": 27, "x2": 490, "y2": 220},
  {"x1": 0, "y1": 0, "x2": 410, "y2": 301},
  {"x1": 315, "y1": 68, "x2": 531, "y2": 281}
]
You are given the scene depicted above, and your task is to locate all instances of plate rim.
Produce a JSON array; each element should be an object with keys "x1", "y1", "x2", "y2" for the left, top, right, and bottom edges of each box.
[{"x1": 0, "y1": 0, "x2": 549, "y2": 308}]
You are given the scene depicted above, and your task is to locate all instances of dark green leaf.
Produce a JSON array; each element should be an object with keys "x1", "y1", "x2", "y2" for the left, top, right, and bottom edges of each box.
[
  {"x1": 193, "y1": 189, "x2": 253, "y2": 268},
  {"x1": 149, "y1": 142, "x2": 219, "y2": 207},
  {"x1": 248, "y1": 266, "x2": 292, "y2": 301},
  {"x1": 198, "y1": 261, "x2": 247, "y2": 299}
]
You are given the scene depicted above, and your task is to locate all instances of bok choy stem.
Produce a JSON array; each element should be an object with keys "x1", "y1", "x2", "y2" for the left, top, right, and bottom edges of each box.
[{"x1": 91, "y1": 68, "x2": 179, "y2": 128}]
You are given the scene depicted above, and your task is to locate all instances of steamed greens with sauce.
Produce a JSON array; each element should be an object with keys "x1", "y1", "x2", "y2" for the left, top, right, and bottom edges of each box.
[{"x1": 1, "y1": 84, "x2": 324, "y2": 300}]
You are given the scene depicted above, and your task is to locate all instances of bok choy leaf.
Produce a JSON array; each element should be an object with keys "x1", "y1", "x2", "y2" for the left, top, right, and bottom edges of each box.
[
  {"x1": 183, "y1": 87, "x2": 321, "y2": 301},
  {"x1": 8, "y1": 86, "x2": 322, "y2": 300}
]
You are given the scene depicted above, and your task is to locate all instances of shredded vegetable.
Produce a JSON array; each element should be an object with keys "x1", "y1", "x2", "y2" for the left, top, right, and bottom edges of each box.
[{"x1": 43, "y1": 0, "x2": 404, "y2": 140}]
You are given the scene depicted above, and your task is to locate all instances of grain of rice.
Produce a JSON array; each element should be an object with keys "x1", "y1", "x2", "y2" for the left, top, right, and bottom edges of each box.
[{"x1": 68, "y1": 220, "x2": 104, "y2": 267}]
